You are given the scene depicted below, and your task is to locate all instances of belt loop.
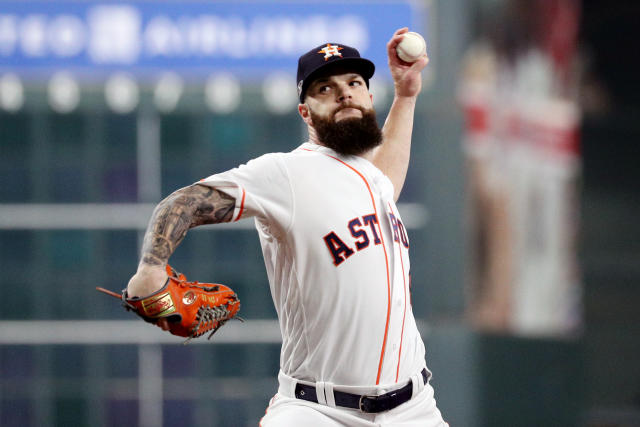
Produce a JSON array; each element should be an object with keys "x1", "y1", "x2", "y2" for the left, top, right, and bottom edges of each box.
[
  {"x1": 324, "y1": 382, "x2": 336, "y2": 408},
  {"x1": 315, "y1": 381, "x2": 327, "y2": 405},
  {"x1": 411, "y1": 372, "x2": 425, "y2": 397}
]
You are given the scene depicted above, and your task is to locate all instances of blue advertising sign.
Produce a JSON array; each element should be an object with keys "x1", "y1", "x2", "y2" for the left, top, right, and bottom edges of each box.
[{"x1": 0, "y1": 1, "x2": 426, "y2": 81}]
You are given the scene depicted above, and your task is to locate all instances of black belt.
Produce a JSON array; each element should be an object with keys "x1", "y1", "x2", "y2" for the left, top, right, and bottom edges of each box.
[{"x1": 294, "y1": 368, "x2": 429, "y2": 413}]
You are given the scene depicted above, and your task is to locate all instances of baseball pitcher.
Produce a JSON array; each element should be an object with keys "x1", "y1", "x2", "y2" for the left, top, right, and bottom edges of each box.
[{"x1": 120, "y1": 28, "x2": 446, "y2": 426}]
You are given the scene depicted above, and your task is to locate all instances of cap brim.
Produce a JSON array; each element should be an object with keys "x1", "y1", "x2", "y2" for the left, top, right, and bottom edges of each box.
[{"x1": 300, "y1": 57, "x2": 375, "y2": 102}]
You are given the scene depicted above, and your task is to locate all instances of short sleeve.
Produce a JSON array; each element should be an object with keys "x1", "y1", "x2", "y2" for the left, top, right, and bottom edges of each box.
[{"x1": 197, "y1": 153, "x2": 293, "y2": 237}]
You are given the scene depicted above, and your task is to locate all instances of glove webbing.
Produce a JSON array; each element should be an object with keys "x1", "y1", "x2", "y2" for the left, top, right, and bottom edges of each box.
[{"x1": 186, "y1": 304, "x2": 234, "y2": 343}]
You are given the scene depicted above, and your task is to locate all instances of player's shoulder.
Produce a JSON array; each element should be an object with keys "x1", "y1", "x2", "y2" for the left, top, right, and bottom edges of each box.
[
  {"x1": 243, "y1": 151, "x2": 286, "y2": 168},
  {"x1": 238, "y1": 151, "x2": 295, "y2": 183},
  {"x1": 246, "y1": 143, "x2": 327, "y2": 171},
  {"x1": 250, "y1": 143, "x2": 312, "y2": 164}
]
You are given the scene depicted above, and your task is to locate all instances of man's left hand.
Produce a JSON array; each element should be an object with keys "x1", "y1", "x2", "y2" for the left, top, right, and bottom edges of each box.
[{"x1": 387, "y1": 27, "x2": 430, "y2": 98}]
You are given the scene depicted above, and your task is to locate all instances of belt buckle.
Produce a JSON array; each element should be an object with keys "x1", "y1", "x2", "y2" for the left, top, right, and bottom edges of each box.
[{"x1": 358, "y1": 394, "x2": 376, "y2": 413}]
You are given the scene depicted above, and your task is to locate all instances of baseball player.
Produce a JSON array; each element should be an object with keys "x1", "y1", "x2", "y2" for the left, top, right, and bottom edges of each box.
[{"x1": 127, "y1": 28, "x2": 447, "y2": 426}]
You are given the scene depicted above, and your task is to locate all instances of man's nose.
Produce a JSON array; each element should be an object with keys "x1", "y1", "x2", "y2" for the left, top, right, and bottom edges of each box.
[{"x1": 337, "y1": 84, "x2": 352, "y2": 102}]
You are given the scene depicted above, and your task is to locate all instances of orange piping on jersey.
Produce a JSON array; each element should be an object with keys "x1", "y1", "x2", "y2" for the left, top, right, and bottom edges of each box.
[
  {"x1": 390, "y1": 202, "x2": 408, "y2": 383},
  {"x1": 304, "y1": 148, "x2": 392, "y2": 385},
  {"x1": 235, "y1": 187, "x2": 246, "y2": 221}
]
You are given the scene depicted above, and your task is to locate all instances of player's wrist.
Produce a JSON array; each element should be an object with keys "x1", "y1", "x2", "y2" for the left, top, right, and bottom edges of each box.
[
  {"x1": 391, "y1": 93, "x2": 419, "y2": 108},
  {"x1": 393, "y1": 92, "x2": 419, "y2": 101},
  {"x1": 136, "y1": 262, "x2": 166, "y2": 274}
]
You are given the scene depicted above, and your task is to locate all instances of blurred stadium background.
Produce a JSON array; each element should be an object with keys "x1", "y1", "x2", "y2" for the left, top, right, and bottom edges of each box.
[{"x1": 0, "y1": 0, "x2": 638, "y2": 426}]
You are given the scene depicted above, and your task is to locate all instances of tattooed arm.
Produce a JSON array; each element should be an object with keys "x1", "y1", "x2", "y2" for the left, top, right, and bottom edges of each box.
[{"x1": 127, "y1": 184, "x2": 236, "y2": 298}]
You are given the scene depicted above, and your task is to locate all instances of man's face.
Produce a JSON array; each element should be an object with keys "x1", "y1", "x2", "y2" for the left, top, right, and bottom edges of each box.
[
  {"x1": 304, "y1": 72, "x2": 374, "y2": 121},
  {"x1": 301, "y1": 71, "x2": 382, "y2": 156}
]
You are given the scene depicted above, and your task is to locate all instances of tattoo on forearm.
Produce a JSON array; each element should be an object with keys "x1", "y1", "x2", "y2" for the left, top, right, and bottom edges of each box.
[{"x1": 140, "y1": 185, "x2": 235, "y2": 266}]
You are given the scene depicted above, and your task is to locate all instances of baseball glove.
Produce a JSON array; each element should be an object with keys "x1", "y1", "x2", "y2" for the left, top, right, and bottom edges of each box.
[{"x1": 97, "y1": 265, "x2": 241, "y2": 343}]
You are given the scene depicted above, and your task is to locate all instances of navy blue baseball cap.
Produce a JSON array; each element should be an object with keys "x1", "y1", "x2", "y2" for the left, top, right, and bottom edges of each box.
[{"x1": 296, "y1": 43, "x2": 375, "y2": 103}]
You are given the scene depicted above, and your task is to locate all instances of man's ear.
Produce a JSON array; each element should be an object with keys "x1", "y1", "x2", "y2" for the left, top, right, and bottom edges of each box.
[{"x1": 298, "y1": 104, "x2": 312, "y2": 125}]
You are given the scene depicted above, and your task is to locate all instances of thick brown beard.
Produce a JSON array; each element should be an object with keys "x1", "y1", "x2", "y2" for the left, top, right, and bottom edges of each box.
[{"x1": 310, "y1": 105, "x2": 383, "y2": 156}]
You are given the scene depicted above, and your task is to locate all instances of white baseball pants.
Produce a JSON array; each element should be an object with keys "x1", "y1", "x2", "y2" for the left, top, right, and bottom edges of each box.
[{"x1": 259, "y1": 381, "x2": 447, "y2": 427}]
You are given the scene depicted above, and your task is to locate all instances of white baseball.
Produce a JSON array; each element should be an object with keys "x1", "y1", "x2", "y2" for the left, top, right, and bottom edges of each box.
[{"x1": 396, "y1": 32, "x2": 427, "y2": 63}]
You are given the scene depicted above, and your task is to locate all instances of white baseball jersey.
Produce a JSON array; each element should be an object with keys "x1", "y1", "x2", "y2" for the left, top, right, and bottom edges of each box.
[{"x1": 200, "y1": 141, "x2": 427, "y2": 388}]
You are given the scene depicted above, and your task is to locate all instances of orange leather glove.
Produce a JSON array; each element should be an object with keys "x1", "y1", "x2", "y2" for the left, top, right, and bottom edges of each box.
[{"x1": 98, "y1": 265, "x2": 241, "y2": 342}]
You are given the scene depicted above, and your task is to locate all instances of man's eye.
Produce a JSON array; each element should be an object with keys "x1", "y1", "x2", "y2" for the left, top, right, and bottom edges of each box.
[
  {"x1": 319, "y1": 85, "x2": 331, "y2": 93},
  {"x1": 350, "y1": 80, "x2": 362, "y2": 87}
]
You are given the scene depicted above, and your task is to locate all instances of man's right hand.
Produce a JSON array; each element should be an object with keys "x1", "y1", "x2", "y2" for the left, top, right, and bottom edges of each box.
[
  {"x1": 126, "y1": 265, "x2": 172, "y2": 330},
  {"x1": 126, "y1": 265, "x2": 168, "y2": 298}
]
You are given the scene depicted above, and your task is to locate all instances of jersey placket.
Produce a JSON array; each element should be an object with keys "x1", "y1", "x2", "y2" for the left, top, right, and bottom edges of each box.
[
  {"x1": 373, "y1": 203, "x2": 398, "y2": 383},
  {"x1": 386, "y1": 201, "x2": 410, "y2": 382},
  {"x1": 369, "y1": 177, "x2": 408, "y2": 385},
  {"x1": 365, "y1": 175, "x2": 395, "y2": 386}
]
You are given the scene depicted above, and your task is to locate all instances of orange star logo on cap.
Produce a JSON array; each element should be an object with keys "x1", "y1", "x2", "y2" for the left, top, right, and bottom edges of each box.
[{"x1": 318, "y1": 44, "x2": 343, "y2": 61}]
